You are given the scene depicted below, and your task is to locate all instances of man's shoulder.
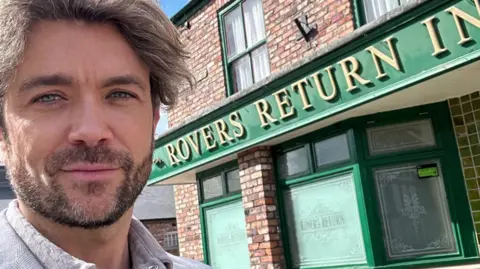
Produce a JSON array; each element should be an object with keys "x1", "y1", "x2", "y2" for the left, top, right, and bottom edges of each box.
[
  {"x1": 166, "y1": 253, "x2": 212, "y2": 269},
  {"x1": 0, "y1": 208, "x2": 42, "y2": 269}
]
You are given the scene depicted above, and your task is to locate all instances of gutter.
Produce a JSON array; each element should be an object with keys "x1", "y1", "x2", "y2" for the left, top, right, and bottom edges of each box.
[{"x1": 170, "y1": 0, "x2": 211, "y2": 26}]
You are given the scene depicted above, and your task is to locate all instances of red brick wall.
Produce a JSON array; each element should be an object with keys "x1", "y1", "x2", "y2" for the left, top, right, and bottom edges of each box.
[
  {"x1": 264, "y1": 0, "x2": 355, "y2": 73},
  {"x1": 168, "y1": 0, "x2": 356, "y2": 128},
  {"x1": 238, "y1": 146, "x2": 285, "y2": 268},
  {"x1": 174, "y1": 184, "x2": 204, "y2": 260},
  {"x1": 141, "y1": 219, "x2": 179, "y2": 256}
]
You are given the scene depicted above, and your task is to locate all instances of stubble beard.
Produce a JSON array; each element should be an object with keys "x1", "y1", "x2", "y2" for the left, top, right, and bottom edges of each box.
[{"x1": 5, "y1": 141, "x2": 153, "y2": 229}]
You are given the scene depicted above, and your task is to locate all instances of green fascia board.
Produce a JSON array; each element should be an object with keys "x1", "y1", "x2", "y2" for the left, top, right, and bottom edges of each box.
[
  {"x1": 170, "y1": 0, "x2": 210, "y2": 26},
  {"x1": 149, "y1": 0, "x2": 480, "y2": 185}
]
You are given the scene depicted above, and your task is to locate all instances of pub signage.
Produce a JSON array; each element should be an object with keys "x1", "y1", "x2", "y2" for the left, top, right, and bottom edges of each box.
[{"x1": 150, "y1": 0, "x2": 480, "y2": 183}]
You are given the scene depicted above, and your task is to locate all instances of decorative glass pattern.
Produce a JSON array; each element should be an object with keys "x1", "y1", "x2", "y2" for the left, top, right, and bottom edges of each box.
[
  {"x1": 205, "y1": 201, "x2": 251, "y2": 269},
  {"x1": 284, "y1": 173, "x2": 367, "y2": 267},
  {"x1": 373, "y1": 161, "x2": 457, "y2": 259},
  {"x1": 367, "y1": 119, "x2": 436, "y2": 155},
  {"x1": 227, "y1": 169, "x2": 241, "y2": 193},
  {"x1": 278, "y1": 147, "x2": 309, "y2": 178},
  {"x1": 314, "y1": 134, "x2": 350, "y2": 168},
  {"x1": 202, "y1": 175, "x2": 223, "y2": 200}
]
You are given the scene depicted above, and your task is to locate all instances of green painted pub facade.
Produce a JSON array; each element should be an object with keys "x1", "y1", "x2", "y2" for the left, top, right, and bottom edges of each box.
[{"x1": 149, "y1": 0, "x2": 480, "y2": 268}]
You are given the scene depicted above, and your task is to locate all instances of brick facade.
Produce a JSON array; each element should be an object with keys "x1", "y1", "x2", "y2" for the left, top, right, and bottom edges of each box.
[
  {"x1": 168, "y1": 0, "x2": 355, "y2": 129},
  {"x1": 174, "y1": 184, "x2": 204, "y2": 260},
  {"x1": 171, "y1": 0, "x2": 357, "y2": 264},
  {"x1": 238, "y1": 146, "x2": 284, "y2": 269},
  {"x1": 141, "y1": 219, "x2": 179, "y2": 256},
  {"x1": 449, "y1": 91, "x2": 480, "y2": 243}
]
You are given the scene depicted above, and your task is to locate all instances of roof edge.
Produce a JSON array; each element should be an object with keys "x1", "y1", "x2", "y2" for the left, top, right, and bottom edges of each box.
[{"x1": 170, "y1": 0, "x2": 210, "y2": 26}]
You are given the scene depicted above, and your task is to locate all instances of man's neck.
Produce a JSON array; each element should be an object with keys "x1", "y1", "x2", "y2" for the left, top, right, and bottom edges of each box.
[{"x1": 18, "y1": 201, "x2": 133, "y2": 269}]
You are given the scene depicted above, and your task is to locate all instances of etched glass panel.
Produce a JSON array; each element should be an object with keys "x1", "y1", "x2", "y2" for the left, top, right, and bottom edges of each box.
[
  {"x1": 284, "y1": 173, "x2": 367, "y2": 267},
  {"x1": 315, "y1": 134, "x2": 350, "y2": 168},
  {"x1": 205, "y1": 201, "x2": 251, "y2": 269},
  {"x1": 202, "y1": 175, "x2": 223, "y2": 200},
  {"x1": 373, "y1": 161, "x2": 457, "y2": 259},
  {"x1": 227, "y1": 169, "x2": 241, "y2": 193},
  {"x1": 278, "y1": 147, "x2": 309, "y2": 179},
  {"x1": 367, "y1": 119, "x2": 436, "y2": 155}
]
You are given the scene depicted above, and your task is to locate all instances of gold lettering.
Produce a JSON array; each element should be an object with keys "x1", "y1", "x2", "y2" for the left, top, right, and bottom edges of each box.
[
  {"x1": 273, "y1": 88, "x2": 295, "y2": 120},
  {"x1": 339, "y1": 56, "x2": 371, "y2": 92},
  {"x1": 176, "y1": 138, "x2": 191, "y2": 161},
  {"x1": 312, "y1": 66, "x2": 338, "y2": 101},
  {"x1": 292, "y1": 79, "x2": 312, "y2": 110},
  {"x1": 365, "y1": 36, "x2": 401, "y2": 79},
  {"x1": 254, "y1": 99, "x2": 278, "y2": 128},
  {"x1": 166, "y1": 144, "x2": 181, "y2": 165},
  {"x1": 200, "y1": 126, "x2": 218, "y2": 151},
  {"x1": 422, "y1": 16, "x2": 448, "y2": 56},
  {"x1": 229, "y1": 112, "x2": 245, "y2": 138},
  {"x1": 446, "y1": 1, "x2": 480, "y2": 45},
  {"x1": 186, "y1": 131, "x2": 201, "y2": 155},
  {"x1": 214, "y1": 119, "x2": 234, "y2": 145}
]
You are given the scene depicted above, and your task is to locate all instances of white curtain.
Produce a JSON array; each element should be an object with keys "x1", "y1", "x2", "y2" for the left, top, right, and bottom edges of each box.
[
  {"x1": 251, "y1": 44, "x2": 270, "y2": 83},
  {"x1": 233, "y1": 55, "x2": 253, "y2": 91},
  {"x1": 363, "y1": 0, "x2": 410, "y2": 23},
  {"x1": 243, "y1": 0, "x2": 266, "y2": 48},
  {"x1": 225, "y1": 7, "x2": 246, "y2": 59}
]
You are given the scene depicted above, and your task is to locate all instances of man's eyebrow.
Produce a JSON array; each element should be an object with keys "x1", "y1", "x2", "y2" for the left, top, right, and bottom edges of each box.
[
  {"x1": 19, "y1": 74, "x2": 73, "y2": 93},
  {"x1": 101, "y1": 75, "x2": 147, "y2": 91}
]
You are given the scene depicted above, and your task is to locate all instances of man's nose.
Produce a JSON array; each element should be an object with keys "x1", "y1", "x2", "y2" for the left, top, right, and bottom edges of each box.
[{"x1": 67, "y1": 100, "x2": 113, "y2": 147}]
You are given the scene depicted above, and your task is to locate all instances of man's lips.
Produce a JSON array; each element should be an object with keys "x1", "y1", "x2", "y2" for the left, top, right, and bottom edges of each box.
[{"x1": 59, "y1": 163, "x2": 121, "y2": 182}]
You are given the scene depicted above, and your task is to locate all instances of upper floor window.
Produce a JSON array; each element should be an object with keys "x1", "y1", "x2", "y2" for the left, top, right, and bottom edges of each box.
[
  {"x1": 362, "y1": 0, "x2": 412, "y2": 23},
  {"x1": 220, "y1": 0, "x2": 270, "y2": 95}
]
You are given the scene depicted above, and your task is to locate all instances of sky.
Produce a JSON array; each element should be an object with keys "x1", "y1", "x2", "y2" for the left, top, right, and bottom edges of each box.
[
  {"x1": 154, "y1": 0, "x2": 189, "y2": 137},
  {"x1": 159, "y1": 0, "x2": 190, "y2": 17}
]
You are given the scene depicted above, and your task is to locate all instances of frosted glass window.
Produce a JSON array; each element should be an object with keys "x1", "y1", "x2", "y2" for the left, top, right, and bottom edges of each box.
[
  {"x1": 284, "y1": 173, "x2": 367, "y2": 267},
  {"x1": 206, "y1": 201, "x2": 251, "y2": 269},
  {"x1": 315, "y1": 134, "x2": 350, "y2": 167},
  {"x1": 242, "y1": 0, "x2": 266, "y2": 47},
  {"x1": 232, "y1": 55, "x2": 254, "y2": 92},
  {"x1": 202, "y1": 176, "x2": 223, "y2": 200},
  {"x1": 278, "y1": 147, "x2": 309, "y2": 178},
  {"x1": 227, "y1": 169, "x2": 241, "y2": 193},
  {"x1": 373, "y1": 161, "x2": 457, "y2": 259},
  {"x1": 367, "y1": 119, "x2": 436, "y2": 156}
]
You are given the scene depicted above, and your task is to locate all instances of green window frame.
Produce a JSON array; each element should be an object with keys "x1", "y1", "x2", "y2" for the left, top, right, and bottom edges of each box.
[
  {"x1": 274, "y1": 102, "x2": 479, "y2": 269},
  {"x1": 218, "y1": 0, "x2": 270, "y2": 96},
  {"x1": 197, "y1": 160, "x2": 249, "y2": 267}
]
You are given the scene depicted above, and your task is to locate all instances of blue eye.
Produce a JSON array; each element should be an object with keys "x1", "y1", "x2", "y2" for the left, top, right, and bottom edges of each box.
[
  {"x1": 109, "y1": 91, "x2": 135, "y2": 99},
  {"x1": 34, "y1": 94, "x2": 62, "y2": 103}
]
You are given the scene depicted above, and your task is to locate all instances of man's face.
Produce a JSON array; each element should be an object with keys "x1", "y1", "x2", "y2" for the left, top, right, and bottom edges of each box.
[{"x1": 2, "y1": 21, "x2": 158, "y2": 228}]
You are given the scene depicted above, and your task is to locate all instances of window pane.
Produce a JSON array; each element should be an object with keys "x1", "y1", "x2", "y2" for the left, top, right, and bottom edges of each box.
[
  {"x1": 242, "y1": 0, "x2": 266, "y2": 47},
  {"x1": 227, "y1": 169, "x2": 241, "y2": 193},
  {"x1": 202, "y1": 175, "x2": 223, "y2": 200},
  {"x1": 367, "y1": 119, "x2": 436, "y2": 156},
  {"x1": 251, "y1": 44, "x2": 270, "y2": 83},
  {"x1": 232, "y1": 55, "x2": 253, "y2": 92},
  {"x1": 373, "y1": 161, "x2": 457, "y2": 259},
  {"x1": 284, "y1": 173, "x2": 367, "y2": 267},
  {"x1": 315, "y1": 134, "x2": 350, "y2": 168},
  {"x1": 206, "y1": 200, "x2": 251, "y2": 269},
  {"x1": 278, "y1": 147, "x2": 309, "y2": 178},
  {"x1": 224, "y1": 6, "x2": 246, "y2": 59}
]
